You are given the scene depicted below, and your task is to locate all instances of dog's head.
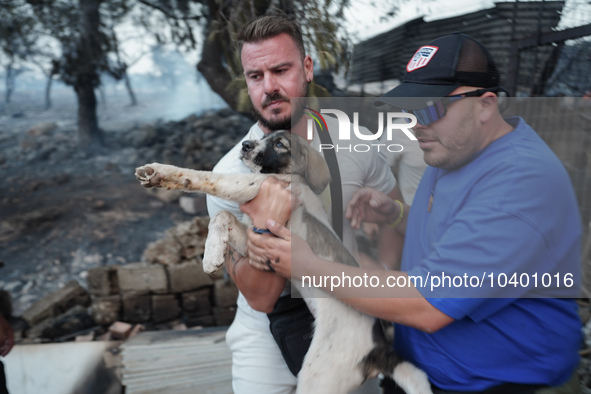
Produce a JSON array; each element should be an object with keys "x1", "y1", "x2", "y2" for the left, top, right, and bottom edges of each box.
[{"x1": 240, "y1": 130, "x2": 331, "y2": 194}]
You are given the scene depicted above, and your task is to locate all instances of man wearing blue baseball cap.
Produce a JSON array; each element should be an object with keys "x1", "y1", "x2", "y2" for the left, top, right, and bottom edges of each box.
[{"x1": 244, "y1": 32, "x2": 583, "y2": 393}]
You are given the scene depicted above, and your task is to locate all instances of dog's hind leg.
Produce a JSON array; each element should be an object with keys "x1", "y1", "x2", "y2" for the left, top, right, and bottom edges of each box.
[
  {"x1": 361, "y1": 342, "x2": 433, "y2": 394},
  {"x1": 391, "y1": 362, "x2": 432, "y2": 394},
  {"x1": 203, "y1": 211, "x2": 247, "y2": 274},
  {"x1": 295, "y1": 299, "x2": 372, "y2": 394}
]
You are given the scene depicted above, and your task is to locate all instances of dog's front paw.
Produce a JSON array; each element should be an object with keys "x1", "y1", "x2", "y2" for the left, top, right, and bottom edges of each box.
[
  {"x1": 202, "y1": 256, "x2": 223, "y2": 275},
  {"x1": 135, "y1": 163, "x2": 167, "y2": 188},
  {"x1": 203, "y1": 245, "x2": 225, "y2": 274}
]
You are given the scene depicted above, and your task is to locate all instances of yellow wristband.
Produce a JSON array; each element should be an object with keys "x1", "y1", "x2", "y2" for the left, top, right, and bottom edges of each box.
[{"x1": 387, "y1": 200, "x2": 404, "y2": 228}]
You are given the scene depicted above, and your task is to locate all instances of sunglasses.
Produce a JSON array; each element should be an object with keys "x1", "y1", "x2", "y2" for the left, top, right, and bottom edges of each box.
[{"x1": 401, "y1": 87, "x2": 508, "y2": 126}]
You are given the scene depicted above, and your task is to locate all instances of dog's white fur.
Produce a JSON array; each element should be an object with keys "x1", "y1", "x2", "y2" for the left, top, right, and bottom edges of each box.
[{"x1": 135, "y1": 131, "x2": 431, "y2": 394}]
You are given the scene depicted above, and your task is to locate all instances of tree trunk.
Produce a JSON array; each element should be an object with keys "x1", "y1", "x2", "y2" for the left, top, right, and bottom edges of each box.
[
  {"x1": 44, "y1": 74, "x2": 53, "y2": 110},
  {"x1": 5, "y1": 63, "x2": 14, "y2": 103},
  {"x1": 98, "y1": 85, "x2": 106, "y2": 109},
  {"x1": 76, "y1": 76, "x2": 102, "y2": 150},
  {"x1": 123, "y1": 71, "x2": 137, "y2": 106},
  {"x1": 75, "y1": 0, "x2": 103, "y2": 151},
  {"x1": 197, "y1": 39, "x2": 237, "y2": 110},
  {"x1": 197, "y1": 0, "x2": 238, "y2": 110}
]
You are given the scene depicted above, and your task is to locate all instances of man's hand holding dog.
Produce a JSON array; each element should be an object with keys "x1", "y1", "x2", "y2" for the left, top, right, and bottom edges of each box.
[
  {"x1": 240, "y1": 177, "x2": 293, "y2": 229},
  {"x1": 246, "y1": 219, "x2": 318, "y2": 280},
  {"x1": 241, "y1": 177, "x2": 309, "y2": 278}
]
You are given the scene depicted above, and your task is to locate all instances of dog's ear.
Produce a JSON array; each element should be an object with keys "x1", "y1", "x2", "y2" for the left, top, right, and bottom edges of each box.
[{"x1": 292, "y1": 135, "x2": 331, "y2": 194}]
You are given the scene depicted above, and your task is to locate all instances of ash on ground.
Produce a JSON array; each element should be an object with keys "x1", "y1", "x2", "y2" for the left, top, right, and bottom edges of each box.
[{"x1": 0, "y1": 90, "x2": 251, "y2": 317}]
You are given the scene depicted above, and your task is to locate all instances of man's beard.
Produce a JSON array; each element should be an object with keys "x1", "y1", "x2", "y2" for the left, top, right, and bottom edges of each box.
[{"x1": 252, "y1": 83, "x2": 308, "y2": 131}]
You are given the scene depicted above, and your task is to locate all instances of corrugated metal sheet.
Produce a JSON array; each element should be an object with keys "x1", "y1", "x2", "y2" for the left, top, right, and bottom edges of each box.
[
  {"x1": 121, "y1": 327, "x2": 232, "y2": 394},
  {"x1": 349, "y1": 1, "x2": 564, "y2": 94}
]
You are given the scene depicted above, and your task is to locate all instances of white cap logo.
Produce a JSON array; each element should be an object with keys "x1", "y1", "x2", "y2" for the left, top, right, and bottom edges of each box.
[{"x1": 406, "y1": 46, "x2": 439, "y2": 72}]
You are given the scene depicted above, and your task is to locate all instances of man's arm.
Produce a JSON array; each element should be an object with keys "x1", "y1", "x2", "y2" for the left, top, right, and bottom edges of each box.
[
  {"x1": 224, "y1": 246, "x2": 286, "y2": 313},
  {"x1": 246, "y1": 220, "x2": 454, "y2": 333},
  {"x1": 231, "y1": 178, "x2": 294, "y2": 313}
]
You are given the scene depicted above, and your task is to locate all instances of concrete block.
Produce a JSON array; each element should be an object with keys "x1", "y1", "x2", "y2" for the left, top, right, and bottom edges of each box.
[
  {"x1": 109, "y1": 321, "x2": 132, "y2": 340},
  {"x1": 181, "y1": 288, "x2": 211, "y2": 317},
  {"x1": 151, "y1": 294, "x2": 180, "y2": 323},
  {"x1": 117, "y1": 263, "x2": 167, "y2": 295},
  {"x1": 212, "y1": 280, "x2": 238, "y2": 307},
  {"x1": 184, "y1": 314, "x2": 216, "y2": 328},
  {"x1": 213, "y1": 306, "x2": 237, "y2": 326},
  {"x1": 167, "y1": 262, "x2": 213, "y2": 293},
  {"x1": 26, "y1": 305, "x2": 94, "y2": 340},
  {"x1": 75, "y1": 333, "x2": 95, "y2": 342},
  {"x1": 87, "y1": 266, "x2": 119, "y2": 296},
  {"x1": 91, "y1": 296, "x2": 121, "y2": 326},
  {"x1": 122, "y1": 294, "x2": 151, "y2": 323},
  {"x1": 22, "y1": 280, "x2": 90, "y2": 325}
]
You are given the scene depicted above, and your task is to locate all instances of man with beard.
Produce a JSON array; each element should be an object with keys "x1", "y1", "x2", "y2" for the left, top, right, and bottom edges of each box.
[{"x1": 207, "y1": 14, "x2": 400, "y2": 393}]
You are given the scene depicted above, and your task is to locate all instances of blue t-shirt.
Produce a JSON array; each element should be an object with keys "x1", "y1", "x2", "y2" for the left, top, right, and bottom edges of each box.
[{"x1": 395, "y1": 117, "x2": 582, "y2": 390}]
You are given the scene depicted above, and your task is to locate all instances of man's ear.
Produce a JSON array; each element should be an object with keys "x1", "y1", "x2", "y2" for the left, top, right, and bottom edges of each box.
[
  {"x1": 478, "y1": 92, "x2": 498, "y2": 123},
  {"x1": 304, "y1": 55, "x2": 313, "y2": 83}
]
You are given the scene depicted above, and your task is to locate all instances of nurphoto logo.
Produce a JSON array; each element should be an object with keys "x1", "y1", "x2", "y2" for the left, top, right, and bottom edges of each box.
[{"x1": 305, "y1": 108, "x2": 418, "y2": 154}]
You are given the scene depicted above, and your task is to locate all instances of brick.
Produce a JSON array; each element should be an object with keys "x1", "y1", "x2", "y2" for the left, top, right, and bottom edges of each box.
[
  {"x1": 117, "y1": 263, "x2": 167, "y2": 295},
  {"x1": 91, "y1": 296, "x2": 121, "y2": 326},
  {"x1": 167, "y1": 261, "x2": 213, "y2": 293},
  {"x1": 75, "y1": 333, "x2": 95, "y2": 342},
  {"x1": 184, "y1": 314, "x2": 216, "y2": 328},
  {"x1": 122, "y1": 294, "x2": 151, "y2": 323},
  {"x1": 181, "y1": 288, "x2": 211, "y2": 317},
  {"x1": 22, "y1": 280, "x2": 90, "y2": 325},
  {"x1": 129, "y1": 324, "x2": 145, "y2": 339},
  {"x1": 26, "y1": 305, "x2": 93, "y2": 340},
  {"x1": 109, "y1": 321, "x2": 132, "y2": 339},
  {"x1": 87, "y1": 266, "x2": 119, "y2": 296},
  {"x1": 213, "y1": 306, "x2": 237, "y2": 326},
  {"x1": 151, "y1": 294, "x2": 180, "y2": 323},
  {"x1": 212, "y1": 280, "x2": 238, "y2": 307}
]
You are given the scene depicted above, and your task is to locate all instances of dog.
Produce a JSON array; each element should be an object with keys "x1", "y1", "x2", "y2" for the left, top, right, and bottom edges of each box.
[{"x1": 135, "y1": 131, "x2": 432, "y2": 394}]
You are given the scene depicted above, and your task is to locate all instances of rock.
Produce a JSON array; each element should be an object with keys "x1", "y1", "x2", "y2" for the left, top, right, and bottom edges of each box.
[
  {"x1": 92, "y1": 295, "x2": 122, "y2": 326},
  {"x1": 26, "y1": 304, "x2": 95, "y2": 340},
  {"x1": 22, "y1": 280, "x2": 91, "y2": 326},
  {"x1": 26, "y1": 122, "x2": 58, "y2": 137},
  {"x1": 143, "y1": 216, "x2": 209, "y2": 265}
]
